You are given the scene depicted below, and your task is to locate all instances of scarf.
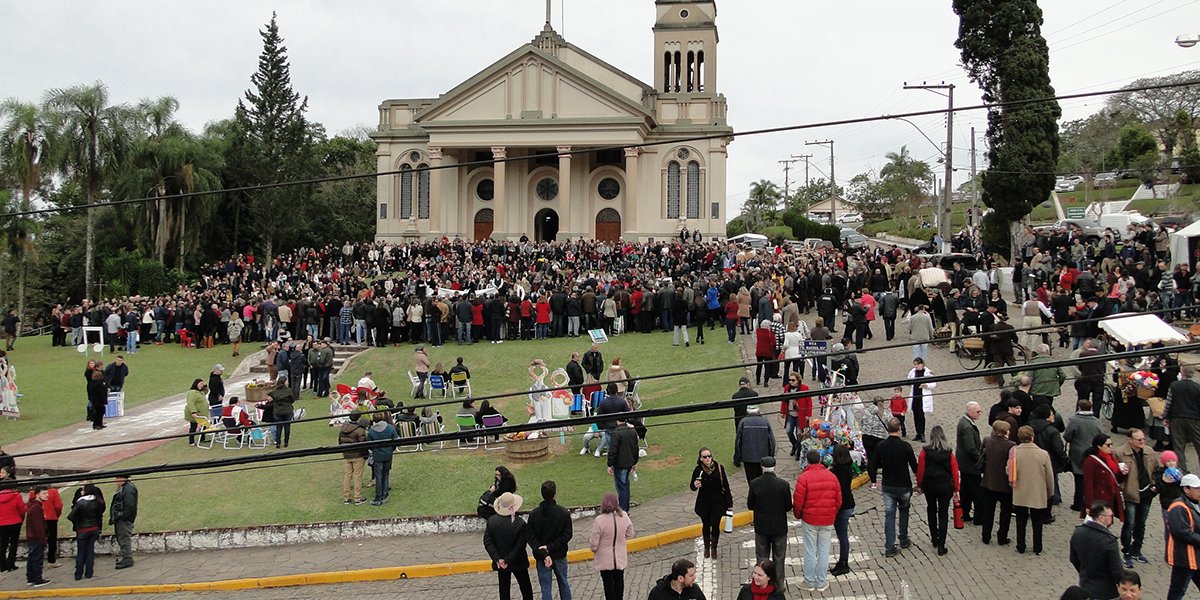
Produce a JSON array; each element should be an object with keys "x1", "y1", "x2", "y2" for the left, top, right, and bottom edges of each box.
[
  {"x1": 749, "y1": 582, "x2": 775, "y2": 600},
  {"x1": 1098, "y1": 451, "x2": 1120, "y2": 478}
]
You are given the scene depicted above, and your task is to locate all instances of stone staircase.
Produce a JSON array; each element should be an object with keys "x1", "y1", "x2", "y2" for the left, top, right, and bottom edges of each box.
[
  {"x1": 1131, "y1": 183, "x2": 1180, "y2": 200},
  {"x1": 249, "y1": 343, "x2": 367, "y2": 380}
]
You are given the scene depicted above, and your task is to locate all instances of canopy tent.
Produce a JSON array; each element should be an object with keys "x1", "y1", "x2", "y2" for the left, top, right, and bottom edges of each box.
[
  {"x1": 1169, "y1": 220, "x2": 1200, "y2": 267},
  {"x1": 1099, "y1": 314, "x2": 1188, "y2": 347}
]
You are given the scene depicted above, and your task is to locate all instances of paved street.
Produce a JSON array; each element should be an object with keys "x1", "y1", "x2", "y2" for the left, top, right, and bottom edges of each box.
[{"x1": 0, "y1": 317, "x2": 1185, "y2": 599}]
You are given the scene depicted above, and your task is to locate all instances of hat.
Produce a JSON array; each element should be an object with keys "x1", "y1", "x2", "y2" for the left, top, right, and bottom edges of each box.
[
  {"x1": 415, "y1": 344, "x2": 426, "y2": 352},
  {"x1": 760, "y1": 456, "x2": 776, "y2": 469},
  {"x1": 213, "y1": 364, "x2": 225, "y2": 371},
  {"x1": 746, "y1": 404, "x2": 760, "y2": 414},
  {"x1": 1161, "y1": 450, "x2": 1179, "y2": 464},
  {"x1": 322, "y1": 337, "x2": 332, "y2": 343},
  {"x1": 1183, "y1": 474, "x2": 1200, "y2": 489},
  {"x1": 493, "y1": 492, "x2": 524, "y2": 516},
  {"x1": 738, "y1": 376, "x2": 751, "y2": 386}
]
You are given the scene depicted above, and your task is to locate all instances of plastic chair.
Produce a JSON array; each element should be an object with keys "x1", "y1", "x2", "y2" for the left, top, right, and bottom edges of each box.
[
  {"x1": 408, "y1": 371, "x2": 422, "y2": 398},
  {"x1": 429, "y1": 375, "x2": 448, "y2": 399},
  {"x1": 193, "y1": 416, "x2": 220, "y2": 450},
  {"x1": 455, "y1": 414, "x2": 480, "y2": 449},
  {"x1": 480, "y1": 413, "x2": 506, "y2": 450},
  {"x1": 450, "y1": 372, "x2": 472, "y2": 398},
  {"x1": 218, "y1": 418, "x2": 244, "y2": 450}
]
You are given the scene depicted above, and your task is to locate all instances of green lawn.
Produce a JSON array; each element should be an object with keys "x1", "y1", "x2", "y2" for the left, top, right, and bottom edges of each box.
[
  {"x1": 109, "y1": 331, "x2": 747, "y2": 532},
  {"x1": 1, "y1": 335, "x2": 251, "y2": 443}
]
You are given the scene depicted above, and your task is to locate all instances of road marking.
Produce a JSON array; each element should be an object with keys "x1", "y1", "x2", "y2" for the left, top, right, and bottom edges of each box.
[{"x1": 693, "y1": 537, "x2": 718, "y2": 599}]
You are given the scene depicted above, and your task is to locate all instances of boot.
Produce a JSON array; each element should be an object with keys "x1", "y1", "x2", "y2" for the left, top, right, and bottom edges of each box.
[
  {"x1": 710, "y1": 543, "x2": 718, "y2": 559},
  {"x1": 829, "y1": 561, "x2": 850, "y2": 576},
  {"x1": 703, "y1": 543, "x2": 710, "y2": 559}
]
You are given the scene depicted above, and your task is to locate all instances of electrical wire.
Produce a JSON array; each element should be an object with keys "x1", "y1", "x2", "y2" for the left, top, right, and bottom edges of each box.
[
  {"x1": 11, "y1": 302, "x2": 1192, "y2": 462},
  {"x1": 4, "y1": 78, "x2": 1199, "y2": 221}
]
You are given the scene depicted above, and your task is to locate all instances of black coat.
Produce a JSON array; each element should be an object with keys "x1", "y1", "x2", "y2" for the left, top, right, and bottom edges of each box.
[
  {"x1": 526, "y1": 499, "x2": 572, "y2": 560},
  {"x1": 690, "y1": 463, "x2": 733, "y2": 522},
  {"x1": 746, "y1": 471, "x2": 792, "y2": 537},
  {"x1": 87, "y1": 379, "x2": 108, "y2": 407},
  {"x1": 483, "y1": 513, "x2": 530, "y2": 571},
  {"x1": 1069, "y1": 520, "x2": 1123, "y2": 600}
]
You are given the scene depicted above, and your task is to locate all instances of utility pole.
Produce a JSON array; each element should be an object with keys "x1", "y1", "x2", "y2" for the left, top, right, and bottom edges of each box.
[
  {"x1": 778, "y1": 157, "x2": 802, "y2": 211},
  {"x1": 970, "y1": 126, "x2": 978, "y2": 230},
  {"x1": 805, "y1": 141, "x2": 835, "y2": 220},
  {"x1": 793, "y1": 153, "x2": 813, "y2": 188},
  {"x1": 904, "y1": 82, "x2": 954, "y2": 252}
]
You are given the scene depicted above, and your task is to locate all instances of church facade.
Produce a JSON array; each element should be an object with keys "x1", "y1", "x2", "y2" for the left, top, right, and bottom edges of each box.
[{"x1": 371, "y1": 0, "x2": 732, "y2": 243}]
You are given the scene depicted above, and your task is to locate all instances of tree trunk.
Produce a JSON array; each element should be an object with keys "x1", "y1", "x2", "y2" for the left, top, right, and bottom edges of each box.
[
  {"x1": 177, "y1": 197, "x2": 186, "y2": 272},
  {"x1": 1009, "y1": 219, "x2": 1023, "y2": 266},
  {"x1": 155, "y1": 183, "x2": 168, "y2": 263},
  {"x1": 232, "y1": 195, "x2": 240, "y2": 254},
  {"x1": 85, "y1": 199, "x2": 95, "y2": 299}
]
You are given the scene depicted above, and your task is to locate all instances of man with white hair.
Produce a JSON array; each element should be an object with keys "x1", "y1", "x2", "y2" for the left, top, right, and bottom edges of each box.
[
  {"x1": 956, "y1": 401, "x2": 983, "y2": 523},
  {"x1": 733, "y1": 404, "x2": 775, "y2": 485}
]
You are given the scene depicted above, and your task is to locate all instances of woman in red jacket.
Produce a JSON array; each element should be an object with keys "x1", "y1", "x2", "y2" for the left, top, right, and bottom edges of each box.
[
  {"x1": 723, "y1": 297, "x2": 740, "y2": 343},
  {"x1": 780, "y1": 373, "x2": 812, "y2": 459},
  {"x1": 0, "y1": 468, "x2": 26, "y2": 572},
  {"x1": 755, "y1": 321, "x2": 777, "y2": 389},
  {"x1": 1081, "y1": 433, "x2": 1126, "y2": 521}
]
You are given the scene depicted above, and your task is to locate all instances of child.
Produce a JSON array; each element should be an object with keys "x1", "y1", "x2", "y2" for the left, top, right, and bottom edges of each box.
[{"x1": 889, "y1": 386, "x2": 908, "y2": 438}]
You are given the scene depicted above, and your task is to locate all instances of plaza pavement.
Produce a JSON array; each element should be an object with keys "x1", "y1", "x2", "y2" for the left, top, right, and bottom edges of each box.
[{"x1": 0, "y1": 314, "x2": 1188, "y2": 599}]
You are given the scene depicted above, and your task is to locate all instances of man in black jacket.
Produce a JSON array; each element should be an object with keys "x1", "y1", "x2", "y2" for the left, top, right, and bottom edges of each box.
[
  {"x1": 484, "y1": 492, "x2": 533, "y2": 600},
  {"x1": 733, "y1": 405, "x2": 775, "y2": 484},
  {"x1": 956, "y1": 402, "x2": 983, "y2": 523},
  {"x1": 607, "y1": 418, "x2": 640, "y2": 513},
  {"x1": 647, "y1": 559, "x2": 706, "y2": 600},
  {"x1": 109, "y1": 475, "x2": 138, "y2": 569},
  {"x1": 1166, "y1": 364, "x2": 1200, "y2": 471},
  {"x1": 527, "y1": 481, "x2": 572, "y2": 600},
  {"x1": 1069, "y1": 501, "x2": 1124, "y2": 600},
  {"x1": 581, "y1": 345, "x2": 604, "y2": 381},
  {"x1": 868, "y1": 418, "x2": 917, "y2": 558},
  {"x1": 565, "y1": 353, "x2": 585, "y2": 398},
  {"x1": 746, "y1": 456, "x2": 791, "y2": 568}
]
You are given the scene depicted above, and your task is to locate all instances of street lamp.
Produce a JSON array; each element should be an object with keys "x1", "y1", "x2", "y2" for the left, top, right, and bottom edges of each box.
[{"x1": 1176, "y1": 33, "x2": 1199, "y2": 48}]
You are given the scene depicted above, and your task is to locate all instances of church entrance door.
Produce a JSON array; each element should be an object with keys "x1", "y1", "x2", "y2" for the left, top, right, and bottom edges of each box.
[
  {"x1": 474, "y1": 208, "x2": 494, "y2": 240},
  {"x1": 535, "y1": 208, "x2": 559, "y2": 242}
]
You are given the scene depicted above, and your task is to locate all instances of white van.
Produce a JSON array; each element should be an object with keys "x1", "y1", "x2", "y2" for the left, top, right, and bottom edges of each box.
[
  {"x1": 1098, "y1": 212, "x2": 1151, "y2": 240},
  {"x1": 727, "y1": 233, "x2": 770, "y2": 248}
]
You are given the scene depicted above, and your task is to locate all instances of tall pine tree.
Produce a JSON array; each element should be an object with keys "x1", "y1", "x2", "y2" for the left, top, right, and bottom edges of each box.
[
  {"x1": 232, "y1": 12, "x2": 315, "y2": 260},
  {"x1": 953, "y1": 0, "x2": 1060, "y2": 261}
]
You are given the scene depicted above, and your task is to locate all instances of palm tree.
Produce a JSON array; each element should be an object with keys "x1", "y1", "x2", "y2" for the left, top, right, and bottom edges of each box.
[
  {"x1": 880, "y1": 146, "x2": 934, "y2": 226},
  {"x1": 742, "y1": 179, "x2": 782, "y2": 231},
  {"x1": 0, "y1": 99, "x2": 53, "y2": 322},
  {"x1": 43, "y1": 82, "x2": 134, "y2": 299}
]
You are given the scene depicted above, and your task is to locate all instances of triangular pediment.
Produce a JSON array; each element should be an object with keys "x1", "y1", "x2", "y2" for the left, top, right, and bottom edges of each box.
[{"x1": 416, "y1": 46, "x2": 654, "y2": 125}]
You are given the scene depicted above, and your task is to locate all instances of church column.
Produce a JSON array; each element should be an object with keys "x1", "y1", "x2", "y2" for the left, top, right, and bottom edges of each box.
[
  {"x1": 624, "y1": 147, "x2": 640, "y2": 238},
  {"x1": 428, "y1": 146, "x2": 443, "y2": 236},
  {"x1": 557, "y1": 146, "x2": 573, "y2": 237},
  {"x1": 492, "y1": 146, "x2": 507, "y2": 238}
]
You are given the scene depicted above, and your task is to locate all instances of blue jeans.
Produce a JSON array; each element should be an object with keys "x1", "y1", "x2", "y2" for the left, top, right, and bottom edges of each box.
[
  {"x1": 355, "y1": 319, "x2": 368, "y2": 344},
  {"x1": 802, "y1": 522, "x2": 833, "y2": 588},
  {"x1": 306, "y1": 324, "x2": 319, "y2": 339},
  {"x1": 74, "y1": 530, "x2": 98, "y2": 579},
  {"x1": 613, "y1": 468, "x2": 632, "y2": 512},
  {"x1": 372, "y1": 460, "x2": 392, "y2": 502},
  {"x1": 911, "y1": 343, "x2": 928, "y2": 361},
  {"x1": 834, "y1": 507, "x2": 854, "y2": 565},
  {"x1": 154, "y1": 320, "x2": 166, "y2": 342},
  {"x1": 536, "y1": 557, "x2": 572, "y2": 600},
  {"x1": 1120, "y1": 498, "x2": 1152, "y2": 556},
  {"x1": 126, "y1": 330, "x2": 138, "y2": 352},
  {"x1": 784, "y1": 414, "x2": 801, "y2": 456},
  {"x1": 338, "y1": 323, "x2": 351, "y2": 344},
  {"x1": 882, "y1": 486, "x2": 912, "y2": 552},
  {"x1": 457, "y1": 322, "x2": 472, "y2": 344}
]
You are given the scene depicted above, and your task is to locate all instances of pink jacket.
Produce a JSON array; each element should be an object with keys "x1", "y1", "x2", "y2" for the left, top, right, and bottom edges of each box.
[{"x1": 589, "y1": 511, "x2": 635, "y2": 571}]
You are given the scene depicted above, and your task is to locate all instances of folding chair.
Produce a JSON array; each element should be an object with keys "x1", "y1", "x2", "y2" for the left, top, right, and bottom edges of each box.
[
  {"x1": 455, "y1": 414, "x2": 481, "y2": 449},
  {"x1": 428, "y1": 375, "x2": 449, "y2": 399},
  {"x1": 395, "y1": 419, "x2": 421, "y2": 452},
  {"x1": 480, "y1": 413, "x2": 506, "y2": 450},
  {"x1": 418, "y1": 418, "x2": 444, "y2": 450},
  {"x1": 407, "y1": 371, "x2": 422, "y2": 398},
  {"x1": 193, "y1": 416, "x2": 220, "y2": 450},
  {"x1": 218, "y1": 417, "x2": 244, "y2": 450},
  {"x1": 450, "y1": 372, "x2": 472, "y2": 398},
  {"x1": 247, "y1": 427, "x2": 270, "y2": 449}
]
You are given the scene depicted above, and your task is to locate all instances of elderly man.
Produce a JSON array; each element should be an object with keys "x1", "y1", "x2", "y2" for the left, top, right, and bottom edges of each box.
[
  {"x1": 908, "y1": 305, "x2": 933, "y2": 361},
  {"x1": 1114, "y1": 429, "x2": 1160, "y2": 568},
  {"x1": 746, "y1": 456, "x2": 791, "y2": 569},
  {"x1": 956, "y1": 401, "x2": 983, "y2": 523},
  {"x1": 1064, "y1": 399, "x2": 1104, "y2": 512},
  {"x1": 1070, "y1": 501, "x2": 1125, "y2": 600},
  {"x1": 1165, "y1": 364, "x2": 1200, "y2": 471},
  {"x1": 733, "y1": 405, "x2": 775, "y2": 485}
]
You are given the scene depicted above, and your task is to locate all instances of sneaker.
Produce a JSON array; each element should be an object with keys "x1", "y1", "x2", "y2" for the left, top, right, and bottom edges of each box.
[
  {"x1": 354, "y1": 499, "x2": 367, "y2": 505},
  {"x1": 593, "y1": 449, "x2": 601, "y2": 458},
  {"x1": 899, "y1": 538, "x2": 912, "y2": 549},
  {"x1": 370, "y1": 500, "x2": 383, "y2": 506},
  {"x1": 816, "y1": 582, "x2": 830, "y2": 592},
  {"x1": 1123, "y1": 556, "x2": 1134, "y2": 569},
  {"x1": 884, "y1": 548, "x2": 899, "y2": 558},
  {"x1": 343, "y1": 499, "x2": 352, "y2": 505},
  {"x1": 33, "y1": 580, "x2": 51, "y2": 587},
  {"x1": 580, "y1": 447, "x2": 589, "y2": 455},
  {"x1": 1134, "y1": 553, "x2": 1149, "y2": 564}
]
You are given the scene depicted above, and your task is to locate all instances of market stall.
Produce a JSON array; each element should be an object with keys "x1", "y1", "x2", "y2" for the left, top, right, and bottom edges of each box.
[{"x1": 1098, "y1": 313, "x2": 1188, "y2": 347}]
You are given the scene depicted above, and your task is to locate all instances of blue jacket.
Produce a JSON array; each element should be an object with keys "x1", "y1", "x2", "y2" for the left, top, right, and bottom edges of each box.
[
  {"x1": 366, "y1": 421, "x2": 399, "y2": 462},
  {"x1": 705, "y1": 287, "x2": 720, "y2": 310}
]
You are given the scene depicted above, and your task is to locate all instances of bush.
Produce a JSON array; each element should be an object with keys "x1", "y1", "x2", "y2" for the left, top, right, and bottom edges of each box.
[
  {"x1": 101, "y1": 250, "x2": 189, "y2": 297},
  {"x1": 726, "y1": 216, "x2": 749, "y2": 238},
  {"x1": 762, "y1": 226, "x2": 794, "y2": 245},
  {"x1": 780, "y1": 210, "x2": 840, "y2": 242},
  {"x1": 980, "y1": 212, "x2": 1013, "y2": 262}
]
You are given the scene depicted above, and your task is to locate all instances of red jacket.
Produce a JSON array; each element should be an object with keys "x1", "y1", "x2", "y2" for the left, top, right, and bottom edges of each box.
[
  {"x1": 25, "y1": 498, "x2": 45, "y2": 543},
  {"x1": 755, "y1": 328, "x2": 776, "y2": 358},
  {"x1": 780, "y1": 383, "x2": 812, "y2": 422},
  {"x1": 27, "y1": 488, "x2": 62, "y2": 520},
  {"x1": 0, "y1": 488, "x2": 26, "y2": 526},
  {"x1": 793, "y1": 464, "x2": 842, "y2": 526},
  {"x1": 1082, "y1": 453, "x2": 1125, "y2": 521}
]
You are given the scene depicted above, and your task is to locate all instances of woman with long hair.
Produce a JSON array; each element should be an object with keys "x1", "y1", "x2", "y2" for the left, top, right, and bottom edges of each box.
[
  {"x1": 689, "y1": 447, "x2": 733, "y2": 558},
  {"x1": 1081, "y1": 433, "x2": 1126, "y2": 521},
  {"x1": 780, "y1": 373, "x2": 812, "y2": 459},
  {"x1": 589, "y1": 492, "x2": 635, "y2": 600},
  {"x1": 782, "y1": 321, "x2": 804, "y2": 381},
  {"x1": 735, "y1": 559, "x2": 786, "y2": 600},
  {"x1": 829, "y1": 444, "x2": 857, "y2": 575},
  {"x1": 916, "y1": 425, "x2": 959, "y2": 556}
]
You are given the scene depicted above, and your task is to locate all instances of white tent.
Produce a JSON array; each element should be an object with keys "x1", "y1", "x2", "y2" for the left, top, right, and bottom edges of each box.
[
  {"x1": 1169, "y1": 220, "x2": 1200, "y2": 267},
  {"x1": 1098, "y1": 313, "x2": 1188, "y2": 347}
]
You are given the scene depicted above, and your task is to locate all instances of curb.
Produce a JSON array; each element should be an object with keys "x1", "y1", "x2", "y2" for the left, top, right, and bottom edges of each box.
[{"x1": 0, "y1": 476, "x2": 868, "y2": 598}]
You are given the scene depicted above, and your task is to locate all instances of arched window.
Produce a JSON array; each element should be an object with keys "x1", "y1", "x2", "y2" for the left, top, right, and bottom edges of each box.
[
  {"x1": 686, "y1": 160, "x2": 701, "y2": 219},
  {"x1": 666, "y1": 161, "x2": 681, "y2": 219},
  {"x1": 417, "y1": 163, "x2": 430, "y2": 219},
  {"x1": 399, "y1": 164, "x2": 413, "y2": 219}
]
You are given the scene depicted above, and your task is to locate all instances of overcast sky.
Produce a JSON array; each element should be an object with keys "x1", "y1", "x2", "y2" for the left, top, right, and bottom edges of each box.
[{"x1": 4, "y1": 0, "x2": 1199, "y2": 214}]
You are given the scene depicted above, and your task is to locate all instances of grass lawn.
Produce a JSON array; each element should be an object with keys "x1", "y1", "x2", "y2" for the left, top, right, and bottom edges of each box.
[
  {"x1": 109, "y1": 331, "x2": 747, "y2": 532},
  {"x1": 1, "y1": 335, "x2": 251, "y2": 443}
]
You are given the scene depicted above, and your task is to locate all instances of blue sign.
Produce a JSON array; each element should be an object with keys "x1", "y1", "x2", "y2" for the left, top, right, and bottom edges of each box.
[{"x1": 802, "y1": 340, "x2": 829, "y2": 354}]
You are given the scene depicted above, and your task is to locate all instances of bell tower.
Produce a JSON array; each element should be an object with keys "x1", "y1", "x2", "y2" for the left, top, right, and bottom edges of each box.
[{"x1": 653, "y1": 1, "x2": 718, "y2": 96}]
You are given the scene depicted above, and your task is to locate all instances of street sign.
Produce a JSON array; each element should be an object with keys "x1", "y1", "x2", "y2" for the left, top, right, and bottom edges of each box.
[
  {"x1": 1066, "y1": 207, "x2": 1085, "y2": 219},
  {"x1": 802, "y1": 340, "x2": 829, "y2": 354}
]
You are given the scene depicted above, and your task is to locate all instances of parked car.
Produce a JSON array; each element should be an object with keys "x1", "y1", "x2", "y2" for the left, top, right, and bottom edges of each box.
[
  {"x1": 839, "y1": 227, "x2": 858, "y2": 240},
  {"x1": 1098, "y1": 212, "x2": 1152, "y2": 240},
  {"x1": 1094, "y1": 172, "x2": 1117, "y2": 188},
  {"x1": 837, "y1": 212, "x2": 863, "y2": 226},
  {"x1": 1054, "y1": 179, "x2": 1077, "y2": 193},
  {"x1": 807, "y1": 213, "x2": 832, "y2": 224},
  {"x1": 843, "y1": 233, "x2": 868, "y2": 249},
  {"x1": 801, "y1": 237, "x2": 834, "y2": 250},
  {"x1": 1034, "y1": 218, "x2": 1104, "y2": 242},
  {"x1": 726, "y1": 233, "x2": 770, "y2": 248},
  {"x1": 1155, "y1": 215, "x2": 1193, "y2": 230}
]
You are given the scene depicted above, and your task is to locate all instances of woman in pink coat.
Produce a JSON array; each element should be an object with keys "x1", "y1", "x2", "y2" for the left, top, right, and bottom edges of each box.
[{"x1": 589, "y1": 492, "x2": 635, "y2": 600}]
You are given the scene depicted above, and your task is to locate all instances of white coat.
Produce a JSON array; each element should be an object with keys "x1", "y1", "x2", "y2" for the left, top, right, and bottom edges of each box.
[{"x1": 905, "y1": 367, "x2": 936, "y2": 413}]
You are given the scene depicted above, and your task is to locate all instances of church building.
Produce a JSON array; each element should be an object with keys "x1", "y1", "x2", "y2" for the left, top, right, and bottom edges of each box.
[{"x1": 371, "y1": 0, "x2": 732, "y2": 242}]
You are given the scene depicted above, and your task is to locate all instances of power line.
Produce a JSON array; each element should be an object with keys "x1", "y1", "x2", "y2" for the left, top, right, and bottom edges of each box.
[{"x1": 4, "y1": 78, "x2": 1199, "y2": 221}]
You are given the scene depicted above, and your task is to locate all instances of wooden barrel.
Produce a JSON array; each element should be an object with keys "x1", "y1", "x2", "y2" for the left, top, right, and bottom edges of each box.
[{"x1": 506, "y1": 437, "x2": 550, "y2": 462}]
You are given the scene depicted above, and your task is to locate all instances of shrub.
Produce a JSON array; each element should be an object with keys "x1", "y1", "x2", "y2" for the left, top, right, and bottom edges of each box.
[
  {"x1": 980, "y1": 212, "x2": 1012, "y2": 261},
  {"x1": 762, "y1": 226, "x2": 794, "y2": 245}
]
